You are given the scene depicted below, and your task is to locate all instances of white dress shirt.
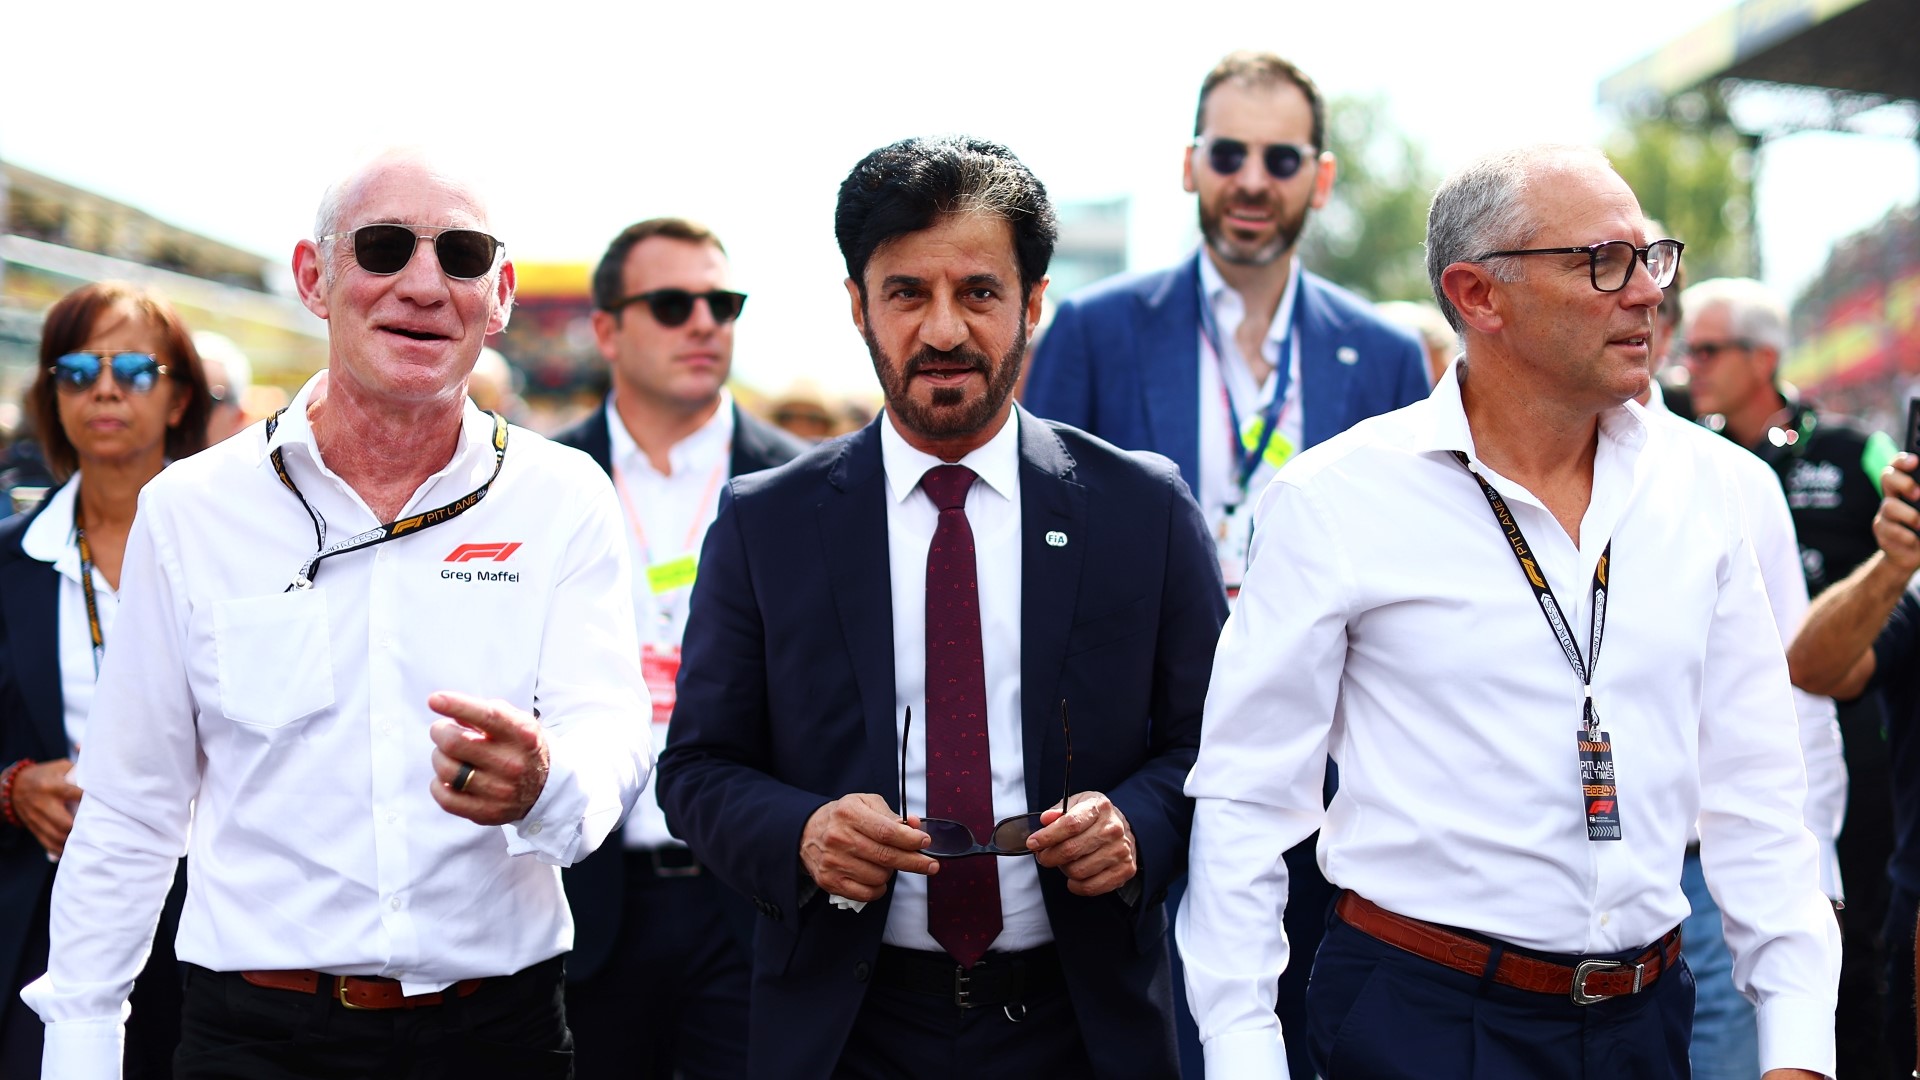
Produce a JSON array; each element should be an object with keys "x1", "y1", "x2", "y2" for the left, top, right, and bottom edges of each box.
[
  {"x1": 25, "y1": 372, "x2": 651, "y2": 1077},
  {"x1": 877, "y1": 408, "x2": 1050, "y2": 952},
  {"x1": 1180, "y1": 363, "x2": 1841, "y2": 1079},
  {"x1": 605, "y1": 391, "x2": 733, "y2": 850},
  {"x1": 20, "y1": 474, "x2": 120, "y2": 754},
  {"x1": 1647, "y1": 383, "x2": 1848, "y2": 896},
  {"x1": 1194, "y1": 253, "x2": 1305, "y2": 534}
]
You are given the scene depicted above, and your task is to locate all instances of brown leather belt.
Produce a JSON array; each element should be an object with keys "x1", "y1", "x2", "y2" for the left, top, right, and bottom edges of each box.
[
  {"x1": 239, "y1": 969, "x2": 486, "y2": 1010},
  {"x1": 1335, "y1": 892, "x2": 1682, "y2": 1006}
]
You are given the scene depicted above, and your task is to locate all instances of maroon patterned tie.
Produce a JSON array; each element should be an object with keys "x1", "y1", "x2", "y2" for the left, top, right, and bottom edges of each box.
[{"x1": 920, "y1": 464, "x2": 1001, "y2": 969}]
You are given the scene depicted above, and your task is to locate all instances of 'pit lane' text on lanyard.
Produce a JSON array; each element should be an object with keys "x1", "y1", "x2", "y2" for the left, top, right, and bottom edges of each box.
[
  {"x1": 265, "y1": 409, "x2": 510, "y2": 591},
  {"x1": 1452, "y1": 451, "x2": 1620, "y2": 842}
]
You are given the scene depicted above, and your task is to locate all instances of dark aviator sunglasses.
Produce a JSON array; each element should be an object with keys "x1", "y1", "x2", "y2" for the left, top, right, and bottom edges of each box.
[
  {"x1": 900, "y1": 700, "x2": 1073, "y2": 859},
  {"x1": 322, "y1": 224, "x2": 505, "y2": 280},
  {"x1": 50, "y1": 352, "x2": 169, "y2": 394},
  {"x1": 605, "y1": 288, "x2": 748, "y2": 329},
  {"x1": 1194, "y1": 136, "x2": 1316, "y2": 181}
]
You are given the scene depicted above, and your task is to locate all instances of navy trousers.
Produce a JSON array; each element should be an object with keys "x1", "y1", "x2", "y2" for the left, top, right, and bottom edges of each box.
[{"x1": 1306, "y1": 916, "x2": 1694, "y2": 1079}]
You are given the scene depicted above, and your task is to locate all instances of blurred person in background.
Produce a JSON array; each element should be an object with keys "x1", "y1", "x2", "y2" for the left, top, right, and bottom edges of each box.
[
  {"x1": 1374, "y1": 299, "x2": 1457, "y2": 385},
  {"x1": 1022, "y1": 49, "x2": 1430, "y2": 1077},
  {"x1": 554, "y1": 216, "x2": 806, "y2": 1080},
  {"x1": 189, "y1": 331, "x2": 253, "y2": 445},
  {"x1": 468, "y1": 346, "x2": 531, "y2": 426},
  {"x1": 1, "y1": 281, "x2": 213, "y2": 1078},
  {"x1": 769, "y1": 380, "x2": 840, "y2": 442},
  {"x1": 1683, "y1": 275, "x2": 1898, "y2": 1078}
]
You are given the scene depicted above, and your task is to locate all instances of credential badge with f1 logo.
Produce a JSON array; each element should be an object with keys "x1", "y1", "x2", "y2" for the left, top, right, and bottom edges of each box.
[{"x1": 445, "y1": 543, "x2": 522, "y2": 563}]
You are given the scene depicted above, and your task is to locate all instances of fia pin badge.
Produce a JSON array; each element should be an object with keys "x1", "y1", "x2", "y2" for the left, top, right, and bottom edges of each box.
[
  {"x1": 1336, "y1": 346, "x2": 1359, "y2": 365},
  {"x1": 1045, "y1": 530, "x2": 1068, "y2": 548}
]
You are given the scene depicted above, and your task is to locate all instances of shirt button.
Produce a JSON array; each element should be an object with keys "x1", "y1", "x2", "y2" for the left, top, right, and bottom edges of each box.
[
  {"x1": 389, "y1": 897, "x2": 402, "y2": 911},
  {"x1": 1599, "y1": 912, "x2": 1611, "y2": 926},
  {"x1": 526, "y1": 822, "x2": 543, "y2": 836}
]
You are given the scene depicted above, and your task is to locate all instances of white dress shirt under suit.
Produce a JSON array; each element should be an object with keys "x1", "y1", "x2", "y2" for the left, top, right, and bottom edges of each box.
[
  {"x1": 1180, "y1": 364, "x2": 1841, "y2": 1078},
  {"x1": 25, "y1": 373, "x2": 652, "y2": 1076},
  {"x1": 20, "y1": 474, "x2": 120, "y2": 754}
]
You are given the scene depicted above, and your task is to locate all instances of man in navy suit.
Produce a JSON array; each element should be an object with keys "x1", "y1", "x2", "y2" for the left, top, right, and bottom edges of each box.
[
  {"x1": 657, "y1": 135, "x2": 1227, "y2": 1078},
  {"x1": 553, "y1": 218, "x2": 809, "y2": 1079},
  {"x1": 1022, "y1": 51, "x2": 1430, "y2": 1076}
]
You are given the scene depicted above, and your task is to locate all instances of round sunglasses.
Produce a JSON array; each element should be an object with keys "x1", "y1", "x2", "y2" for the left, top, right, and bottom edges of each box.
[
  {"x1": 1193, "y1": 136, "x2": 1317, "y2": 181},
  {"x1": 321, "y1": 224, "x2": 505, "y2": 280},
  {"x1": 605, "y1": 288, "x2": 748, "y2": 328},
  {"x1": 50, "y1": 352, "x2": 170, "y2": 394}
]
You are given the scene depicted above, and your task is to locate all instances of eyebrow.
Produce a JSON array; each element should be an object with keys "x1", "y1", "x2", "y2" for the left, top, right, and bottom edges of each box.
[{"x1": 878, "y1": 272, "x2": 1010, "y2": 293}]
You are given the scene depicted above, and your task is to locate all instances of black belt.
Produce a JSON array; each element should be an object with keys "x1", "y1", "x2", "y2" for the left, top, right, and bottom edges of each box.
[{"x1": 873, "y1": 944, "x2": 1065, "y2": 1009}]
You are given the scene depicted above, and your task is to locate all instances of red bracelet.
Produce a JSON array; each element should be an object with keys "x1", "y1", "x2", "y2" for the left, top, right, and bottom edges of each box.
[{"x1": 0, "y1": 758, "x2": 32, "y2": 828}]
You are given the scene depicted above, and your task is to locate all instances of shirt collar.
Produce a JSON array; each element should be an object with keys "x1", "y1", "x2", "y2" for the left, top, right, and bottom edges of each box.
[
  {"x1": 1406, "y1": 357, "x2": 1651, "y2": 464},
  {"x1": 20, "y1": 474, "x2": 79, "y2": 574},
  {"x1": 606, "y1": 388, "x2": 735, "y2": 479},
  {"x1": 1197, "y1": 249, "x2": 1302, "y2": 346},
  {"x1": 878, "y1": 406, "x2": 1022, "y2": 506},
  {"x1": 260, "y1": 370, "x2": 503, "y2": 492}
]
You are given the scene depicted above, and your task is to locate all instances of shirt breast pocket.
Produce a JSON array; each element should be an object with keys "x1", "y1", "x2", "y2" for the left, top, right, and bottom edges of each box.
[{"x1": 213, "y1": 591, "x2": 336, "y2": 730}]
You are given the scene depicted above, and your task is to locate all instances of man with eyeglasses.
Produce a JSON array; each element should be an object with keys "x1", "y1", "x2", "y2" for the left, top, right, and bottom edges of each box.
[
  {"x1": 656, "y1": 135, "x2": 1227, "y2": 1078},
  {"x1": 1182, "y1": 144, "x2": 1839, "y2": 1080},
  {"x1": 1681, "y1": 276, "x2": 1901, "y2": 1077},
  {"x1": 552, "y1": 217, "x2": 807, "y2": 1080},
  {"x1": 22, "y1": 149, "x2": 652, "y2": 1079}
]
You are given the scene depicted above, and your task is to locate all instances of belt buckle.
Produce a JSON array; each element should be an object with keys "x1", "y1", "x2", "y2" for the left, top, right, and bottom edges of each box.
[
  {"x1": 650, "y1": 849, "x2": 702, "y2": 878},
  {"x1": 1570, "y1": 958, "x2": 1643, "y2": 1006},
  {"x1": 335, "y1": 976, "x2": 370, "y2": 1011},
  {"x1": 952, "y1": 962, "x2": 979, "y2": 1009}
]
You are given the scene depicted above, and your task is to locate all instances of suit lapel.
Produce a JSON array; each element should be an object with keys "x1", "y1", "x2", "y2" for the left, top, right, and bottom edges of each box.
[
  {"x1": 1140, "y1": 256, "x2": 1204, "y2": 491},
  {"x1": 1015, "y1": 407, "x2": 1087, "y2": 808},
  {"x1": 1293, "y1": 273, "x2": 1353, "y2": 449},
  {"x1": 816, "y1": 422, "x2": 901, "y2": 801}
]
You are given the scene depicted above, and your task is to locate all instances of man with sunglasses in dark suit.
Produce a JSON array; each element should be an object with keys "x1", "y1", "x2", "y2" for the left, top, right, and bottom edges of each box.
[
  {"x1": 1022, "y1": 49, "x2": 1430, "y2": 1077},
  {"x1": 657, "y1": 135, "x2": 1227, "y2": 1079},
  {"x1": 553, "y1": 218, "x2": 807, "y2": 1080}
]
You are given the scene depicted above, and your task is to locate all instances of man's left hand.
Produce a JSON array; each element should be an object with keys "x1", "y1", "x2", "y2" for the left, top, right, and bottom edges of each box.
[
  {"x1": 1027, "y1": 791, "x2": 1137, "y2": 896},
  {"x1": 427, "y1": 691, "x2": 550, "y2": 826}
]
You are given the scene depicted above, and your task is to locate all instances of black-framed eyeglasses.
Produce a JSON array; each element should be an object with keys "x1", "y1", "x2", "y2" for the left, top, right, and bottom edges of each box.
[
  {"x1": 605, "y1": 288, "x2": 748, "y2": 328},
  {"x1": 1683, "y1": 339, "x2": 1753, "y2": 363},
  {"x1": 1192, "y1": 137, "x2": 1315, "y2": 181},
  {"x1": 1474, "y1": 238, "x2": 1684, "y2": 292},
  {"x1": 899, "y1": 700, "x2": 1074, "y2": 859},
  {"x1": 50, "y1": 352, "x2": 170, "y2": 394},
  {"x1": 320, "y1": 224, "x2": 505, "y2": 280}
]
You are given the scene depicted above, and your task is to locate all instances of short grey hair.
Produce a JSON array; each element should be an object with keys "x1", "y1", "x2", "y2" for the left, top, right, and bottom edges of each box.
[
  {"x1": 1425, "y1": 144, "x2": 1615, "y2": 332},
  {"x1": 1679, "y1": 277, "x2": 1789, "y2": 357}
]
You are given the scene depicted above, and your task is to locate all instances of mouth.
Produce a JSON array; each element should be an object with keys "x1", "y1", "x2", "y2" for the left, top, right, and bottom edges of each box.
[
  {"x1": 911, "y1": 364, "x2": 980, "y2": 385},
  {"x1": 379, "y1": 324, "x2": 453, "y2": 343},
  {"x1": 1223, "y1": 205, "x2": 1275, "y2": 230}
]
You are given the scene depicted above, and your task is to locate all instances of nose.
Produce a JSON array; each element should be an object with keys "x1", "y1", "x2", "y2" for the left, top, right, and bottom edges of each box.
[
  {"x1": 919, "y1": 294, "x2": 969, "y2": 352},
  {"x1": 1619, "y1": 251, "x2": 1665, "y2": 309},
  {"x1": 392, "y1": 235, "x2": 453, "y2": 303},
  {"x1": 684, "y1": 295, "x2": 721, "y2": 336},
  {"x1": 86, "y1": 363, "x2": 125, "y2": 399}
]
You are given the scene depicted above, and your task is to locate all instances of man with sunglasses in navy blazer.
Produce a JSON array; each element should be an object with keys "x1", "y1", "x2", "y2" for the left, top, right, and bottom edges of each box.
[
  {"x1": 1021, "y1": 49, "x2": 1430, "y2": 1078},
  {"x1": 552, "y1": 217, "x2": 808, "y2": 1080},
  {"x1": 657, "y1": 135, "x2": 1227, "y2": 1079}
]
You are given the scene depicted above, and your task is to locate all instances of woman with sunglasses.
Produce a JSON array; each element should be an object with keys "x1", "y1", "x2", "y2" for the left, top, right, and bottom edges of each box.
[{"x1": 0, "y1": 281, "x2": 212, "y2": 1077}]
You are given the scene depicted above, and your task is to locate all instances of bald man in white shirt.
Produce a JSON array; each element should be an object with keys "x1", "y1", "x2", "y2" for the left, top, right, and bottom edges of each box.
[
  {"x1": 23, "y1": 150, "x2": 651, "y2": 1079},
  {"x1": 1180, "y1": 145, "x2": 1840, "y2": 1080}
]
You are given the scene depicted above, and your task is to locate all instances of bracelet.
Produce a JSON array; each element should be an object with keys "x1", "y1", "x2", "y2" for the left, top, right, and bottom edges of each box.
[{"x1": 0, "y1": 758, "x2": 32, "y2": 828}]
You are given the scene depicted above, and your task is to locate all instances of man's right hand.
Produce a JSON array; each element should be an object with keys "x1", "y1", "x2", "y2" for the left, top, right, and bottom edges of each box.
[
  {"x1": 799, "y1": 793, "x2": 938, "y2": 903},
  {"x1": 13, "y1": 758, "x2": 82, "y2": 858},
  {"x1": 1875, "y1": 452, "x2": 1920, "y2": 571}
]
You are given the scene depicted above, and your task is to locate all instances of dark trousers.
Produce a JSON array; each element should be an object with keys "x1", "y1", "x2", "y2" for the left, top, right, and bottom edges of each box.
[
  {"x1": 1306, "y1": 916, "x2": 1694, "y2": 1079},
  {"x1": 565, "y1": 852, "x2": 750, "y2": 1080},
  {"x1": 1838, "y1": 695, "x2": 1897, "y2": 1078},
  {"x1": 172, "y1": 956, "x2": 570, "y2": 1080},
  {"x1": 1883, "y1": 882, "x2": 1918, "y2": 1079},
  {"x1": 1, "y1": 861, "x2": 186, "y2": 1080},
  {"x1": 836, "y1": 954, "x2": 1095, "y2": 1079}
]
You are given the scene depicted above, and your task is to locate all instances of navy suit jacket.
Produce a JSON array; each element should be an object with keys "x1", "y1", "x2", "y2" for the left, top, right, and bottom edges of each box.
[
  {"x1": 0, "y1": 501, "x2": 66, "y2": 1028},
  {"x1": 1023, "y1": 252, "x2": 1431, "y2": 493},
  {"x1": 656, "y1": 406, "x2": 1227, "y2": 1079},
  {"x1": 553, "y1": 399, "x2": 808, "y2": 982}
]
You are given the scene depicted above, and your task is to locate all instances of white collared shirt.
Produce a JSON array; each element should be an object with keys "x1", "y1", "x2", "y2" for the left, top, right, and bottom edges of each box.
[
  {"x1": 606, "y1": 391, "x2": 734, "y2": 850},
  {"x1": 26, "y1": 372, "x2": 651, "y2": 1076},
  {"x1": 878, "y1": 408, "x2": 1050, "y2": 952},
  {"x1": 20, "y1": 475, "x2": 117, "y2": 754},
  {"x1": 1180, "y1": 363, "x2": 1840, "y2": 1079},
  {"x1": 1646, "y1": 383, "x2": 1847, "y2": 895},
  {"x1": 1195, "y1": 253, "x2": 1305, "y2": 533}
]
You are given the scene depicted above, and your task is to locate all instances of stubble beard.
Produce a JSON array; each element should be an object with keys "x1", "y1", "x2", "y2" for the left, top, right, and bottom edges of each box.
[{"x1": 1201, "y1": 196, "x2": 1311, "y2": 268}]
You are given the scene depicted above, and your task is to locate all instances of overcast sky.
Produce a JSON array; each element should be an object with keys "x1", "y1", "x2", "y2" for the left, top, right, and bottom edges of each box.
[{"x1": 4, "y1": 0, "x2": 1915, "y2": 396}]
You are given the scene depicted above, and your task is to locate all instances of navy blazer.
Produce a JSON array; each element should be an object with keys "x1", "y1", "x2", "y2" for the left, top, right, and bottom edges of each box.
[
  {"x1": 656, "y1": 407, "x2": 1227, "y2": 1079},
  {"x1": 1023, "y1": 252, "x2": 1431, "y2": 493},
  {"x1": 553, "y1": 399, "x2": 809, "y2": 982},
  {"x1": 0, "y1": 501, "x2": 66, "y2": 1029}
]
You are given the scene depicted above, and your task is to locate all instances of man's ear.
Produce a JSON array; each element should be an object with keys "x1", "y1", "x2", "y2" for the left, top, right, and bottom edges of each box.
[
  {"x1": 486, "y1": 260, "x2": 517, "y2": 336},
  {"x1": 1182, "y1": 144, "x2": 1199, "y2": 195},
  {"x1": 1441, "y1": 262, "x2": 1505, "y2": 335},
  {"x1": 1025, "y1": 276, "x2": 1049, "y2": 338},
  {"x1": 293, "y1": 240, "x2": 330, "y2": 321},
  {"x1": 1309, "y1": 152, "x2": 1337, "y2": 211},
  {"x1": 845, "y1": 278, "x2": 867, "y2": 337}
]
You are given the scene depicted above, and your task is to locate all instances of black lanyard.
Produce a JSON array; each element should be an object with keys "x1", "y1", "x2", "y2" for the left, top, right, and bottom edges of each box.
[
  {"x1": 265, "y1": 409, "x2": 509, "y2": 591},
  {"x1": 1197, "y1": 263, "x2": 1294, "y2": 498},
  {"x1": 72, "y1": 488, "x2": 105, "y2": 677},
  {"x1": 1452, "y1": 451, "x2": 1612, "y2": 737}
]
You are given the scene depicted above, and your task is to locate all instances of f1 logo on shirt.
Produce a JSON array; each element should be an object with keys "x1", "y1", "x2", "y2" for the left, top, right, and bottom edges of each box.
[{"x1": 445, "y1": 542, "x2": 522, "y2": 563}]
